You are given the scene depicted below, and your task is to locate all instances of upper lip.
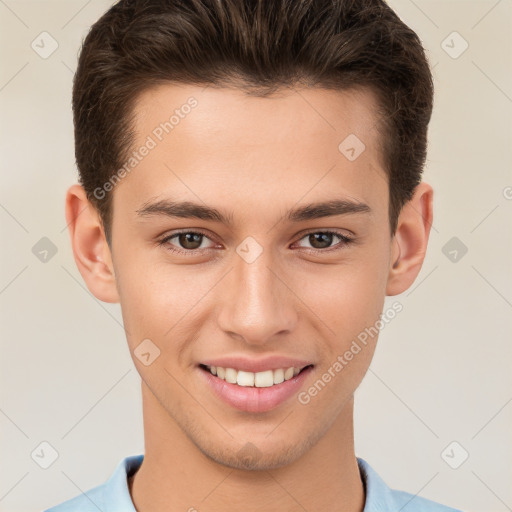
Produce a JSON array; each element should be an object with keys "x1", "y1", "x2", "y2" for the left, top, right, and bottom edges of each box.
[{"x1": 200, "y1": 356, "x2": 314, "y2": 373}]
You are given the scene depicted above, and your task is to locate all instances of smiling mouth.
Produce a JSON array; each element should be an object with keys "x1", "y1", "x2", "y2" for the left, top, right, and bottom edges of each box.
[{"x1": 199, "y1": 363, "x2": 314, "y2": 388}]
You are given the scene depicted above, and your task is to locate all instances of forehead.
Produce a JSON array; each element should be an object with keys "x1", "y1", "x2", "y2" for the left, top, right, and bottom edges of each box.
[
  {"x1": 132, "y1": 82, "x2": 383, "y2": 148},
  {"x1": 113, "y1": 83, "x2": 388, "y2": 222}
]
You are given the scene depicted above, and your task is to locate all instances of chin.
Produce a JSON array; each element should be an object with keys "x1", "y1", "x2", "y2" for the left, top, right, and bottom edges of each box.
[{"x1": 192, "y1": 427, "x2": 321, "y2": 472}]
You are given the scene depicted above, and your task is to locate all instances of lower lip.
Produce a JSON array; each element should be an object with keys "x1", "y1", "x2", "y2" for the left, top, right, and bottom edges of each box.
[{"x1": 198, "y1": 365, "x2": 314, "y2": 413}]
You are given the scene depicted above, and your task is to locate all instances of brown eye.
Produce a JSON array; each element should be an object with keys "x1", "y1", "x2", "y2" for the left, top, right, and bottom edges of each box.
[
  {"x1": 307, "y1": 232, "x2": 335, "y2": 249},
  {"x1": 159, "y1": 230, "x2": 216, "y2": 253},
  {"x1": 176, "y1": 232, "x2": 204, "y2": 250},
  {"x1": 295, "y1": 230, "x2": 354, "y2": 252}
]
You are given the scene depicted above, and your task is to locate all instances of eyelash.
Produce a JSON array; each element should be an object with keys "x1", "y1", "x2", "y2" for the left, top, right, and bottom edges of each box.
[{"x1": 157, "y1": 229, "x2": 355, "y2": 256}]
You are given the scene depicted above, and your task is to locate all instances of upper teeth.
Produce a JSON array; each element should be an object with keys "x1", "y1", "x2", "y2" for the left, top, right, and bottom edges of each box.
[{"x1": 207, "y1": 365, "x2": 302, "y2": 387}]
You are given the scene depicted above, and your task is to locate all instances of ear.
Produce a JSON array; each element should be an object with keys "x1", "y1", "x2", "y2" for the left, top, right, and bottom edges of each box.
[
  {"x1": 65, "y1": 184, "x2": 120, "y2": 303},
  {"x1": 386, "y1": 182, "x2": 434, "y2": 296}
]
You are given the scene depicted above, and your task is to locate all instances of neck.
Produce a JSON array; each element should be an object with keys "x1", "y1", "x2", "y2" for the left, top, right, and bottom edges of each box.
[{"x1": 129, "y1": 381, "x2": 365, "y2": 512}]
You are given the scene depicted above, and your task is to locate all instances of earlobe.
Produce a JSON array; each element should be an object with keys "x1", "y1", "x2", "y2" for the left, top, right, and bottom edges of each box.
[
  {"x1": 65, "y1": 184, "x2": 120, "y2": 303},
  {"x1": 386, "y1": 182, "x2": 434, "y2": 296}
]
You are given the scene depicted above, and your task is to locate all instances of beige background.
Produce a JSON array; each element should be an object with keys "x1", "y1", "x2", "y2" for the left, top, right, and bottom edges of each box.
[{"x1": 1, "y1": 1, "x2": 511, "y2": 511}]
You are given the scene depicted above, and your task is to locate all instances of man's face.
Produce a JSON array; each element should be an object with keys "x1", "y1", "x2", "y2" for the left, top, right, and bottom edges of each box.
[{"x1": 109, "y1": 84, "x2": 394, "y2": 469}]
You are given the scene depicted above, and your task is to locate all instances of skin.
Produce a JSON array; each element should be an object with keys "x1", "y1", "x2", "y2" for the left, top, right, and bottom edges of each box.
[{"x1": 65, "y1": 83, "x2": 433, "y2": 512}]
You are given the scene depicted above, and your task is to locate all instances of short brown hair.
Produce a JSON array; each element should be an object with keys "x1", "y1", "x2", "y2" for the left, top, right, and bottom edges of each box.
[{"x1": 73, "y1": 0, "x2": 434, "y2": 246}]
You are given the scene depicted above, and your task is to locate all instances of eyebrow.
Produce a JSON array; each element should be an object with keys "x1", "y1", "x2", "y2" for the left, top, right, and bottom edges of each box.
[{"x1": 136, "y1": 198, "x2": 371, "y2": 224}]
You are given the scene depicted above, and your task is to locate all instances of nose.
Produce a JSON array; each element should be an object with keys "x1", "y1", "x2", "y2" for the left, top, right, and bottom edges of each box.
[{"x1": 216, "y1": 248, "x2": 298, "y2": 346}]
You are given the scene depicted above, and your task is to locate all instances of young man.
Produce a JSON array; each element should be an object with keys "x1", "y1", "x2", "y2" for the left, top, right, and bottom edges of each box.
[{"x1": 46, "y1": 0, "x2": 463, "y2": 510}]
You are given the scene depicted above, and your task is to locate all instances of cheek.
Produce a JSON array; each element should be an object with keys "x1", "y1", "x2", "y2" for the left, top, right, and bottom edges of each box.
[
  {"x1": 114, "y1": 255, "x2": 217, "y2": 351},
  {"x1": 297, "y1": 252, "x2": 389, "y2": 341},
  {"x1": 294, "y1": 259, "x2": 389, "y2": 410}
]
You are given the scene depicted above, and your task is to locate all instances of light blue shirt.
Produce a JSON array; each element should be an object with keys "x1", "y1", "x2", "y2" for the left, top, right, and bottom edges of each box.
[{"x1": 44, "y1": 454, "x2": 463, "y2": 511}]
